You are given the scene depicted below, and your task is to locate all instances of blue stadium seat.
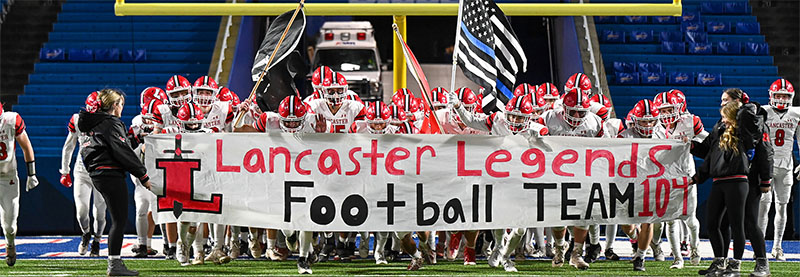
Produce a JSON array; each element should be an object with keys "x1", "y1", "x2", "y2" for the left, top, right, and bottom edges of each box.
[
  {"x1": 701, "y1": 2, "x2": 725, "y2": 14},
  {"x1": 613, "y1": 62, "x2": 636, "y2": 73},
  {"x1": 681, "y1": 21, "x2": 704, "y2": 32},
  {"x1": 68, "y1": 48, "x2": 93, "y2": 62},
  {"x1": 630, "y1": 30, "x2": 654, "y2": 43},
  {"x1": 682, "y1": 11, "x2": 700, "y2": 22},
  {"x1": 660, "y1": 31, "x2": 683, "y2": 42},
  {"x1": 716, "y1": 41, "x2": 741, "y2": 55},
  {"x1": 652, "y1": 16, "x2": 676, "y2": 24},
  {"x1": 40, "y1": 48, "x2": 65, "y2": 61},
  {"x1": 661, "y1": 41, "x2": 686, "y2": 54},
  {"x1": 688, "y1": 43, "x2": 713, "y2": 54},
  {"x1": 669, "y1": 72, "x2": 694, "y2": 85},
  {"x1": 637, "y1": 62, "x2": 662, "y2": 73},
  {"x1": 603, "y1": 54, "x2": 772, "y2": 65},
  {"x1": 615, "y1": 72, "x2": 640, "y2": 85},
  {"x1": 640, "y1": 72, "x2": 667, "y2": 85},
  {"x1": 725, "y1": 2, "x2": 749, "y2": 14},
  {"x1": 601, "y1": 30, "x2": 626, "y2": 43},
  {"x1": 706, "y1": 21, "x2": 731, "y2": 34},
  {"x1": 94, "y1": 48, "x2": 119, "y2": 62},
  {"x1": 122, "y1": 49, "x2": 147, "y2": 62},
  {"x1": 661, "y1": 64, "x2": 776, "y2": 75},
  {"x1": 594, "y1": 16, "x2": 618, "y2": 24},
  {"x1": 735, "y1": 22, "x2": 760, "y2": 34},
  {"x1": 685, "y1": 31, "x2": 708, "y2": 43},
  {"x1": 623, "y1": 16, "x2": 648, "y2": 24},
  {"x1": 744, "y1": 42, "x2": 769, "y2": 55},
  {"x1": 697, "y1": 73, "x2": 723, "y2": 86}
]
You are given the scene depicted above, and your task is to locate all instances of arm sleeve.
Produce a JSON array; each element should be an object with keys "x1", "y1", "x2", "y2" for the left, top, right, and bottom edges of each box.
[
  {"x1": 737, "y1": 104, "x2": 760, "y2": 150},
  {"x1": 14, "y1": 114, "x2": 25, "y2": 135},
  {"x1": 755, "y1": 136, "x2": 774, "y2": 187},
  {"x1": 454, "y1": 105, "x2": 492, "y2": 132},
  {"x1": 691, "y1": 124, "x2": 715, "y2": 158},
  {"x1": 106, "y1": 121, "x2": 149, "y2": 182},
  {"x1": 60, "y1": 130, "x2": 78, "y2": 175}
]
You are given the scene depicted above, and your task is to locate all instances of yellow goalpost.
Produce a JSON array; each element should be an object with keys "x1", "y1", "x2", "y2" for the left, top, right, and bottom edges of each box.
[{"x1": 113, "y1": 0, "x2": 682, "y2": 91}]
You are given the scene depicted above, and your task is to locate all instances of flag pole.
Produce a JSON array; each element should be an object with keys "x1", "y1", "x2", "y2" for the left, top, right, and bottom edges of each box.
[
  {"x1": 449, "y1": 0, "x2": 465, "y2": 94},
  {"x1": 392, "y1": 24, "x2": 444, "y2": 134},
  {"x1": 233, "y1": 0, "x2": 305, "y2": 128}
]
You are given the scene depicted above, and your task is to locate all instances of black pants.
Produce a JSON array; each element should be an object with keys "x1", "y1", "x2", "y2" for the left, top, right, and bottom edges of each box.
[
  {"x1": 707, "y1": 179, "x2": 748, "y2": 259},
  {"x1": 90, "y1": 175, "x2": 129, "y2": 256},
  {"x1": 720, "y1": 184, "x2": 767, "y2": 258}
]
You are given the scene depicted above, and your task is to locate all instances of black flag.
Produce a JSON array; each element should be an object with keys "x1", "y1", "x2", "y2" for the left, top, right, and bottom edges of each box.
[{"x1": 251, "y1": 8, "x2": 306, "y2": 81}]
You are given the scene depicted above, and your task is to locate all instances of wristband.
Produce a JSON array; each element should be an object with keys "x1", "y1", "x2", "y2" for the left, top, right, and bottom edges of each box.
[{"x1": 26, "y1": 161, "x2": 36, "y2": 176}]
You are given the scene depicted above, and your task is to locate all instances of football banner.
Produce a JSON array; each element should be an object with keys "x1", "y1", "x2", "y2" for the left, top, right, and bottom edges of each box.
[{"x1": 144, "y1": 133, "x2": 696, "y2": 231}]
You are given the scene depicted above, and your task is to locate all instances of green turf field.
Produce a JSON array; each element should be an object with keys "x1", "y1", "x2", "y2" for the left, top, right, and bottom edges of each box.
[{"x1": 1, "y1": 259, "x2": 798, "y2": 276}]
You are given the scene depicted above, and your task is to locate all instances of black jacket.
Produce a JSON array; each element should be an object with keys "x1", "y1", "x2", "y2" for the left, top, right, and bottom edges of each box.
[
  {"x1": 78, "y1": 111, "x2": 149, "y2": 182},
  {"x1": 691, "y1": 121, "x2": 749, "y2": 184},
  {"x1": 747, "y1": 103, "x2": 774, "y2": 187},
  {"x1": 738, "y1": 101, "x2": 764, "y2": 151}
]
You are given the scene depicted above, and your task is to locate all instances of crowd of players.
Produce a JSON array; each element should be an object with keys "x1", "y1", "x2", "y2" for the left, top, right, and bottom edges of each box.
[{"x1": 0, "y1": 65, "x2": 787, "y2": 275}]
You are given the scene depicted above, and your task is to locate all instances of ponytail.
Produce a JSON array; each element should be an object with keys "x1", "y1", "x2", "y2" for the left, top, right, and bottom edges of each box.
[
  {"x1": 97, "y1": 88, "x2": 125, "y2": 113},
  {"x1": 719, "y1": 101, "x2": 741, "y2": 152}
]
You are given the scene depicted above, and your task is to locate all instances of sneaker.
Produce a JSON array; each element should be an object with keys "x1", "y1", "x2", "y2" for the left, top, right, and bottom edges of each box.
[
  {"x1": 545, "y1": 243, "x2": 555, "y2": 258},
  {"x1": 266, "y1": 247, "x2": 283, "y2": 261},
  {"x1": 722, "y1": 258, "x2": 740, "y2": 276},
  {"x1": 359, "y1": 239, "x2": 370, "y2": 259},
  {"x1": 248, "y1": 237, "x2": 262, "y2": 259},
  {"x1": 385, "y1": 250, "x2": 400, "y2": 263},
  {"x1": 651, "y1": 241, "x2": 665, "y2": 261},
  {"x1": 133, "y1": 245, "x2": 148, "y2": 258},
  {"x1": 204, "y1": 249, "x2": 227, "y2": 265},
  {"x1": 229, "y1": 240, "x2": 241, "y2": 260},
  {"x1": 286, "y1": 233, "x2": 298, "y2": 253},
  {"x1": 447, "y1": 232, "x2": 463, "y2": 261},
  {"x1": 146, "y1": 247, "x2": 158, "y2": 256},
  {"x1": 319, "y1": 237, "x2": 335, "y2": 262},
  {"x1": 107, "y1": 259, "x2": 138, "y2": 276},
  {"x1": 463, "y1": 247, "x2": 476, "y2": 266},
  {"x1": 569, "y1": 249, "x2": 590, "y2": 270},
  {"x1": 502, "y1": 259, "x2": 518, "y2": 272},
  {"x1": 191, "y1": 249, "x2": 205, "y2": 265},
  {"x1": 407, "y1": 256, "x2": 423, "y2": 271},
  {"x1": 435, "y1": 243, "x2": 445, "y2": 259},
  {"x1": 374, "y1": 250, "x2": 388, "y2": 265},
  {"x1": 699, "y1": 257, "x2": 726, "y2": 276},
  {"x1": 165, "y1": 246, "x2": 177, "y2": 260},
  {"x1": 585, "y1": 243, "x2": 601, "y2": 263},
  {"x1": 203, "y1": 243, "x2": 212, "y2": 256},
  {"x1": 177, "y1": 244, "x2": 190, "y2": 266},
  {"x1": 487, "y1": 246, "x2": 501, "y2": 268},
  {"x1": 78, "y1": 233, "x2": 91, "y2": 255},
  {"x1": 5, "y1": 245, "x2": 15, "y2": 267},
  {"x1": 530, "y1": 247, "x2": 545, "y2": 258},
  {"x1": 633, "y1": 256, "x2": 645, "y2": 271},
  {"x1": 604, "y1": 248, "x2": 620, "y2": 261},
  {"x1": 670, "y1": 258, "x2": 684, "y2": 269},
  {"x1": 276, "y1": 246, "x2": 290, "y2": 261},
  {"x1": 297, "y1": 256, "x2": 312, "y2": 274},
  {"x1": 552, "y1": 242, "x2": 566, "y2": 268},
  {"x1": 750, "y1": 257, "x2": 770, "y2": 277},
  {"x1": 420, "y1": 244, "x2": 437, "y2": 265},
  {"x1": 772, "y1": 248, "x2": 785, "y2": 262},
  {"x1": 90, "y1": 240, "x2": 100, "y2": 257},
  {"x1": 690, "y1": 248, "x2": 701, "y2": 266}
]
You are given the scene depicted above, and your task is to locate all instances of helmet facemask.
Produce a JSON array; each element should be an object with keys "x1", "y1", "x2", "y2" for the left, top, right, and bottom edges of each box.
[
  {"x1": 193, "y1": 88, "x2": 219, "y2": 108},
  {"x1": 562, "y1": 105, "x2": 587, "y2": 128},
  {"x1": 770, "y1": 91, "x2": 793, "y2": 110},
  {"x1": 279, "y1": 116, "x2": 304, "y2": 133},
  {"x1": 633, "y1": 116, "x2": 657, "y2": 137},
  {"x1": 168, "y1": 89, "x2": 192, "y2": 108},
  {"x1": 323, "y1": 86, "x2": 347, "y2": 106},
  {"x1": 506, "y1": 110, "x2": 531, "y2": 134},
  {"x1": 657, "y1": 106, "x2": 678, "y2": 126}
]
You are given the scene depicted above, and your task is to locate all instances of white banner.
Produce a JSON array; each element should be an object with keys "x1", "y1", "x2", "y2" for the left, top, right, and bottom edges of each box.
[{"x1": 144, "y1": 133, "x2": 696, "y2": 231}]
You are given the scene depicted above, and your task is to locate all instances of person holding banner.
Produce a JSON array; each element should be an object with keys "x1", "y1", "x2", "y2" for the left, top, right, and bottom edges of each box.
[
  {"x1": 450, "y1": 92, "x2": 547, "y2": 272},
  {"x1": 618, "y1": 100, "x2": 665, "y2": 272},
  {"x1": 77, "y1": 88, "x2": 151, "y2": 276},
  {"x1": 689, "y1": 101, "x2": 753, "y2": 277}
]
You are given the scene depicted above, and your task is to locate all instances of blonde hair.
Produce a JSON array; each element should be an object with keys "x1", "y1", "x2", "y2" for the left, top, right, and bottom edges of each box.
[
  {"x1": 97, "y1": 88, "x2": 125, "y2": 113},
  {"x1": 719, "y1": 101, "x2": 741, "y2": 152}
]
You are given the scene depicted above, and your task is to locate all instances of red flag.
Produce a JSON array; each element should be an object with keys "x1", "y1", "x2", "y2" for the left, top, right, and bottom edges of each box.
[{"x1": 393, "y1": 24, "x2": 442, "y2": 134}]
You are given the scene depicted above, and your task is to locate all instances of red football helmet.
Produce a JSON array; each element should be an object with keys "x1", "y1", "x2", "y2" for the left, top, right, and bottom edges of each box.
[
  {"x1": 452, "y1": 87, "x2": 480, "y2": 123},
  {"x1": 392, "y1": 88, "x2": 412, "y2": 105},
  {"x1": 316, "y1": 68, "x2": 348, "y2": 106},
  {"x1": 529, "y1": 90, "x2": 548, "y2": 118},
  {"x1": 311, "y1": 66, "x2": 334, "y2": 92},
  {"x1": 398, "y1": 93, "x2": 420, "y2": 114},
  {"x1": 0, "y1": 102, "x2": 3, "y2": 114},
  {"x1": 561, "y1": 89, "x2": 591, "y2": 128},
  {"x1": 86, "y1": 91, "x2": 101, "y2": 113},
  {"x1": 628, "y1": 99, "x2": 660, "y2": 137},
  {"x1": 176, "y1": 102, "x2": 205, "y2": 132},
  {"x1": 653, "y1": 91, "x2": 682, "y2": 125},
  {"x1": 430, "y1": 87, "x2": 448, "y2": 109},
  {"x1": 388, "y1": 104, "x2": 410, "y2": 125},
  {"x1": 769, "y1": 78, "x2": 795, "y2": 110},
  {"x1": 140, "y1": 87, "x2": 167, "y2": 109},
  {"x1": 365, "y1": 101, "x2": 391, "y2": 134},
  {"x1": 192, "y1": 76, "x2": 220, "y2": 108},
  {"x1": 513, "y1": 83, "x2": 536, "y2": 97},
  {"x1": 140, "y1": 99, "x2": 162, "y2": 132},
  {"x1": 564, "y1": 73, "x2": 592, "y2": 96},
  {"x1": 505, "y1": 95, "x2": 534, "y2": 134},
  {"x1": 165, "y1": 75, "x2": 192, "y2": 108},
  {"x1": 217, "y1": 87, "x2": 241, "y2": 106},
  {"x1": 668, "y1": 89, "x2": 688, "y2": 113},
  {"x1": 277, "y1": 95, "x2": 307, "y2": 133},
  {"x1": 344, "y1": 93, "x2": 363, "y2": 105},
  {"x1": 538, "y1": 82, "x2": 560, "y2": 110}
]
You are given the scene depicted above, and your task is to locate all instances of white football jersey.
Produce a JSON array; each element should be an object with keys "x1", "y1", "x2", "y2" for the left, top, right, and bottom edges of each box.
[
  {"x1": 763, "y1": 106, "x2": 800, "y2": 170},
  {"x1": 153, "y1": 104, "x2": 180, "y2": 130},
  {"x1": 456, "y1": 106, "x2": 547, "y2": 137},
  {"x1": 603, "y1": 118, "x2": 625, "y2": 138},
  {"x1": 0, "y1": 112, "x2": 25, "y2": 176},
  {"x1": 435, "y1": 108, "x2": 487, "y2": 135},
  {"x1": 61, "y1": 113, "x2": 89, "y2": 174},
  {"x1": 664, "y1": 113, "x2": 707, "y2": 142},
  {"x1": 253, "y1": 112, "x2": 317, "y2": 134},
  {"x1": 307, "y1": 99, "x2": 365, "y2": 133},
  {"x1": 542, "y1": 109, "x2": 604, "y2": 137},
  {"x1": 203, "y1": 101, "x2": 234, "y2": 132}
]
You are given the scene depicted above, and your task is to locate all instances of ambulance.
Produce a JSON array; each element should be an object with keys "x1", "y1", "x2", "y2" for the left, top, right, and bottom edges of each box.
[{"x1": 311, "y1": 21, "x2": 383, "y2": 101}]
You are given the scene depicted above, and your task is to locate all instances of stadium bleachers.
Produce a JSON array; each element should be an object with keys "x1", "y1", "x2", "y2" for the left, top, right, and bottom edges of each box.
[
  {"x1": 595, "y1": 0, "x2": 779, "y2": 128},
  {"x1": 18, "y1": 0, "x2": 222, "y2": 157}
]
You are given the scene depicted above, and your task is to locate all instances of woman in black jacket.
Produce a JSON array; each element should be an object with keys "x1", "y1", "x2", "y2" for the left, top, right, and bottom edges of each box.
[
  {"x1": 78, "y1": 89, "x2": 151, "y2": 276},
  {"x1": 689, "y1": 101, "x2": 749, "y2": 276}
]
